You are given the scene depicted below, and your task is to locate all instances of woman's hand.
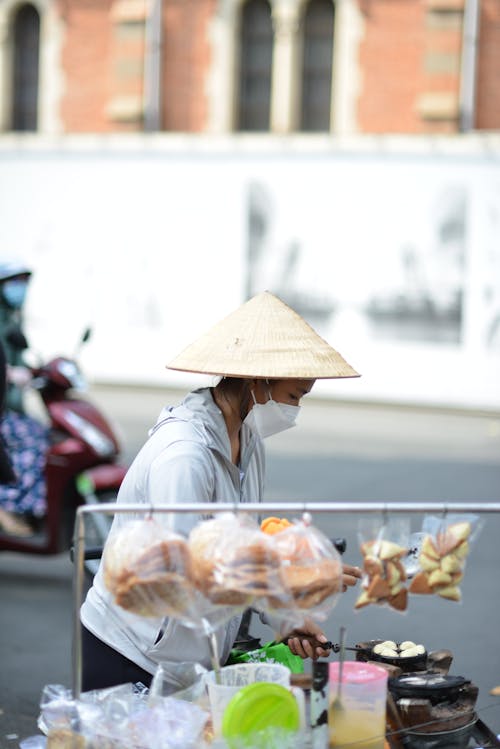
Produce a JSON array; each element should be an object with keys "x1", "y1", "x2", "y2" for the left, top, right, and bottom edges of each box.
[
  {"x1": 341, "y1": 563, "x2": 363, "y2": 592},
  {"x1": 283, "y1": 618, "x2": 331, "y2": 660}
]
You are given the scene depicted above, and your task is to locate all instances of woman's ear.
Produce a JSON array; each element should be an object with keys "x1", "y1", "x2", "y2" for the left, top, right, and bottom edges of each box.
[
  {"x1": 246, "y1": 379, "x2": 266, "y2": 406},
  {"x1": 247, "y1": 378, "x2": 261, "y2": 396}
]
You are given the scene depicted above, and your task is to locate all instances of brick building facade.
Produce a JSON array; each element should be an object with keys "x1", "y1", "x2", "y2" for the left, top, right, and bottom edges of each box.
[{"x1": 0, "y1": 0, "x2": 498, "y2": 135}]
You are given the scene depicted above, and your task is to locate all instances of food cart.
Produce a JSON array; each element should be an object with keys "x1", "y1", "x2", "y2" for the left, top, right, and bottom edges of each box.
[{"x1": 60, "y1": 500, "x2": 500, "y2": 749}]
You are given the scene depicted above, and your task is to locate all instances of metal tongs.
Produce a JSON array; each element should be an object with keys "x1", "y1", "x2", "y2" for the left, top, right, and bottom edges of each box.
[
  {"x1": 327, "y1": 642, "x2": 364, "y2": 654},
  {"x1": 282, "y1": 634, "x2": 364, "y2": 653}
]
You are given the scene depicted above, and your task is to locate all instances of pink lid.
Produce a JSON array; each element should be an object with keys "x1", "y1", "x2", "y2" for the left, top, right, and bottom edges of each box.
[{"x1": 329, "y1": 661, "x2": 388, "y2": 684}]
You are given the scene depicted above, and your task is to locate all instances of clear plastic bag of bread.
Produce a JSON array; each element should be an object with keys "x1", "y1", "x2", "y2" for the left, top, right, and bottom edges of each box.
[
  {"x1": 355, "y1": 516, "x2": 411, "y2": 613},
  {"x1": 408, "y1": 513, "x2": 483, "y2": 603},
  {"x1": 260, "y1": 513, "x2": 343, "y2": 624},
  {"x1": 187, "y1": 511, "x2": 289, "y2": 624},
  {"x1": 102, "y1": 515, "x2": 203, "y2": 626}
]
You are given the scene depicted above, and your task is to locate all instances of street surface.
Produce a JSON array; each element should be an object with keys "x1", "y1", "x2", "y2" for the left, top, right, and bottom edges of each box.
[{"x1": 1, "y1": 384, "x2": 500, "y2": 746}]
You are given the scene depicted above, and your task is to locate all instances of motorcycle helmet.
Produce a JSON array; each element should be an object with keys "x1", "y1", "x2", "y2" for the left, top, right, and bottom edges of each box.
[{"x1": 0, "y1": 262, "x2": 32, "y2": 309}]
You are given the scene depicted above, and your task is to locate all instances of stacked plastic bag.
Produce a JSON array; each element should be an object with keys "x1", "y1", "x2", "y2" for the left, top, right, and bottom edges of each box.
[
  {"x1": 102, "y1": 511, "x2": 343, "y2": 633},
  {"x1": 29, "y1": 681, "x2": 209, "y2": 749}
]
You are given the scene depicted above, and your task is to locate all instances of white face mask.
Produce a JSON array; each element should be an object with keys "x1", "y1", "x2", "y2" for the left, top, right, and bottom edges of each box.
[{"x1": 243, "y1": 389, "x2": 301, "y2": 439}]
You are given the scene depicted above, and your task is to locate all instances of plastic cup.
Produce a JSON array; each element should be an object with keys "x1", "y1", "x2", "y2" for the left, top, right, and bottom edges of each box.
[
  {"x1": 205, "y1": 662, "x2": 291, "y2": 736},
  {"x1": 328, "y1": 661, "x2": 388, "y2": 749}
]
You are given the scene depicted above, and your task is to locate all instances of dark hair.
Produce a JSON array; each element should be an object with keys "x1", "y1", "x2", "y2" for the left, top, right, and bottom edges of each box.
[{"x1": 215, "y1": 377, "x2": 253, "y2": 421}]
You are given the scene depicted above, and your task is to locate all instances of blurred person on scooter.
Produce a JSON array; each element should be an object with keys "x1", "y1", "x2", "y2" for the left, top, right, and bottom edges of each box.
[
  {"x1": 81, "y1": 291, "x2": 363, "y2": 691},
  {"x1": 0, "y1": 338, "x2": 16, "y2": 486},
  {"x1": 0, "y1": 262, "x2": 49, "y2": 536}
]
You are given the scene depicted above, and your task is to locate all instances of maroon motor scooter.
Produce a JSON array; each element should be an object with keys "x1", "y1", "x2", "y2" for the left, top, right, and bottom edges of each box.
[{"x1": 0, "y1": 326, "x2": 127, "y2": 566}]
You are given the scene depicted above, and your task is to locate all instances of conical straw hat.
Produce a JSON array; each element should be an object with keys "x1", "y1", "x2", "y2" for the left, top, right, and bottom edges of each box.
[{"x1": 167, "y1": 291, "x2": 360, "y2": 379}]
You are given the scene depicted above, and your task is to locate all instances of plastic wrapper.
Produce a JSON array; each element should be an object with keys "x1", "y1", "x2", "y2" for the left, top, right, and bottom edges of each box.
[
  {"x1": 20, "y1": 739, "x2": 47, "y2": 749},
  {"x1": 87, "y1": 697, "x2": 207, "y2": 749},
  {"x1": 127, "y1": 698, "x2": 208, "y2": 749},
  {"x1": 188, "y1": 512, "x2": 289, "y2": 616},
  {"x1": 82, "y1": 683, "x2": 207, "y2": 749},
  {"x1": 261, "y1": 514, "x2": 343, "y2": 628},
  {"x1": 148, "y1": 661, "x2": 209, "y2": 703},
  {"x1": 102, "y1": 517, "x2": 203, "y2": 625},
  {"x1": 38, "y1": 682, "x2": 208, "y2": 749},
  {"x1": 74, "y1": 683, "x2": 145, "y2": 748},
  {"x1": 408, "y1": 513, "x2": 483, "y2": 603},
  {"x1": 38, "y1": 685, "x2": 81, "y2": 737},
  {"x1": 38, "y1": 684, "x2": 147, "y2": 746},
  {"x1": 355, "y1": 517, "x2": 410, "y2": 613}
]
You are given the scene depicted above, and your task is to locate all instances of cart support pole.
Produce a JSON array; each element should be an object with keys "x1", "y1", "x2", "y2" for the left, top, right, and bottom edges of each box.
[{"x1": 72, "y1": 509, "x2": 86, "y2": 698}]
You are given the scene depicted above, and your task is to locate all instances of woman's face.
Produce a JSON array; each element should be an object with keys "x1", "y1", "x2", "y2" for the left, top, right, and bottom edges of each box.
[{"x1": 252, "y1": 378, "x2": 315, "y2": 406}]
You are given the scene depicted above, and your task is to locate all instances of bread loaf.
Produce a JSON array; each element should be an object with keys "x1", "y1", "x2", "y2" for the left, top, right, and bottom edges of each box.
[
  {"x1": 47, "y1": 730, "x2": 86, "y2": 749},
  {"x1": 270, "y1": 523, "x2": 343, "y2": 610},
  {"x1": 276, "y1": 558, "x2": 341, "y2": 609},
  {"x1": 189, "y1": 517, "x2": 285, "y2": 606},
  {"x1": 103, "y1": 526, "x2": 197, "y2": 618}
]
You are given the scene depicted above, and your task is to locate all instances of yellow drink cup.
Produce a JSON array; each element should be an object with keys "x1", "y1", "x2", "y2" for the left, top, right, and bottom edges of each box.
[{"x1": 328, "y1": 661, "x2": 388, "y2": 749}]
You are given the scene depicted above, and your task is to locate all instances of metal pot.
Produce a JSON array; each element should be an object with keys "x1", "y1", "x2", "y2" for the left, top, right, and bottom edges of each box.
[
  {"x1": 403, "y1": 715, "x2": 477, "y2": 749},
  {"x1": 388, "y1": 672, "x2": 469, "y2": 706}
]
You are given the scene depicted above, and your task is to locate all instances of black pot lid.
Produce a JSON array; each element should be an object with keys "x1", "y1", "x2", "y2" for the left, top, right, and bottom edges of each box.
[{"x1": 389, "y1": 672, "x2": 468, "y2": 699}]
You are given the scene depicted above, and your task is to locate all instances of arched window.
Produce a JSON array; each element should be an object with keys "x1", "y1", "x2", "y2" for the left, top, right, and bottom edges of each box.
[
  {"x1": 237, "y1": 0, "x2": 273, "y2": 131},
  {"x1": 11, "y1": 3, "x2": 40, "y2": 131},
  {"x1": 300, "y1": 0, "x2": 335, "y2": 131}
]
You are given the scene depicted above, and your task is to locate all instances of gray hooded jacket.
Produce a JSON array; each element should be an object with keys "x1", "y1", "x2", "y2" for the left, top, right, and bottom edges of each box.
[{"x1": 81, "y1": 387, "x2": 265, "y2": 678}]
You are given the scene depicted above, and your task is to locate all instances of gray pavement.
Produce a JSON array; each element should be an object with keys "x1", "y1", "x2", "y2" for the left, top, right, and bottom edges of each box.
[{"x1": 1, "y1": 385, "x2": 500, "y2": 746}]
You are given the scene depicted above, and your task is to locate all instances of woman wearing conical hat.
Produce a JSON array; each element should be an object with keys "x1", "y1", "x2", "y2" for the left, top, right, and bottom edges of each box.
[{"x1": 81, "y1": 292, "x2": 362, "y2": 692}]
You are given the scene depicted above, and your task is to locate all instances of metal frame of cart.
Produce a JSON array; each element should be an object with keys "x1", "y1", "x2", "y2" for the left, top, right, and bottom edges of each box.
[{"x1": 72, "y1": 499, "x2": 500, "y2": 700}]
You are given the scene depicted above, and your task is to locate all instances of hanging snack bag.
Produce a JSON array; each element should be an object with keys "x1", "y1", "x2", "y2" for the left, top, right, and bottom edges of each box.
[
  {"x1": 102, "y1": 516, "x2": 201, "y2": 624},
  {"x1": 265, "y1": 514, "x2": 343, "y2": 622},
  {"x1": 188, "y1": 512, "x2": 288, "y2": 612},
  {"x1": 355, "y1": 517, "x2": 410, "y2": 612},
  {"x1": 408, "y1": 513, "x2": 482, "y2": 602}
]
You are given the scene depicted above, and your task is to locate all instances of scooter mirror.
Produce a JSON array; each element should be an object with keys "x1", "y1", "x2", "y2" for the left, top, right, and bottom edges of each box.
[
  {"x1": 81, "y1": 327, "x2": 92, "y2": 344},
  {"x1": 5, "y1": 324, "x2": 28, "y2": 351}
]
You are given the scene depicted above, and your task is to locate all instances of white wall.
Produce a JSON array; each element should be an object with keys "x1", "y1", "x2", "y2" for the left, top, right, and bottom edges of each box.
[{"x1": 1, "y1": 133, "x2": 499, "y2": 411}]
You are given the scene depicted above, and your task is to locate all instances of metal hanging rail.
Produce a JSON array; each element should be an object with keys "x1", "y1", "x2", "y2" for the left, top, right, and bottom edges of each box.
[{"x1": 72, "y1": 500, "x2": 500, "y2": 697}]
